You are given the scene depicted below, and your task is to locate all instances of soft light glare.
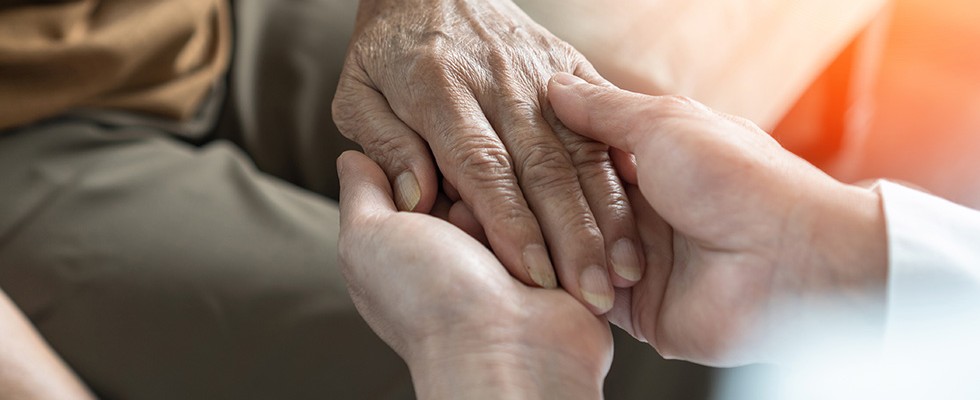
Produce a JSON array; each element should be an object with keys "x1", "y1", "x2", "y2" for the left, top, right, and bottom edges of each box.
[{"x1": 716, "y1": 289, "x2": 980, "y2": 399}]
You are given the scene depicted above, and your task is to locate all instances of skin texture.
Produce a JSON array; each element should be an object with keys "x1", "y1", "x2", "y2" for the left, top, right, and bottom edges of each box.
[
  {"x1": 333, "y1": 0, "x2": 647, "y2": 314},
  {"x1": 337, "y1": 151, "x2": 612, "y2": 399},
  {"x1": 336, "y1": 73, "x2": 890, "y2": 396},
  {"x1": 547, "y1": 73, "x2": 889, "y2": 366},
  {"x1": 0, "y1": 290, "x2": 95, "y2": 400}
]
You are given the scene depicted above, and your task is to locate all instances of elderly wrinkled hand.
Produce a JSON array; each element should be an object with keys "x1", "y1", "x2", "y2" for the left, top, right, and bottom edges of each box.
[
  {"x1": 547, "y1": 73, "x2": 889, "y2": 366},
  {"x1": 332, "y1": 0, "x2": 645, "y2": 314}
]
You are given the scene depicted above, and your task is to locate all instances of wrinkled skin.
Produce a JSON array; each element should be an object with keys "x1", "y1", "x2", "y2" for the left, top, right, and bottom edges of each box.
[
  {"x1": 333, "y1": 0, "x2": 645, "y2": 313},
  {"x1": 546, "y1": 74, "x2": 889, "y2": 367},
  {"x1": 336, "y1": 151, "x2": 611, "y2": 399}
]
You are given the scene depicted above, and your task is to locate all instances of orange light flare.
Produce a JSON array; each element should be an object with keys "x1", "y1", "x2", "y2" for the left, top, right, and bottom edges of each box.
[{"x1": 774, "y1": 0, "x2": 980, "y2": 209}]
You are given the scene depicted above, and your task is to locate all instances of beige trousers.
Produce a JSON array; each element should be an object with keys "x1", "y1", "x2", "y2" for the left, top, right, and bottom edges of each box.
[{"x1": 0, "y1": 1, "x2": 710, "y2": 398}]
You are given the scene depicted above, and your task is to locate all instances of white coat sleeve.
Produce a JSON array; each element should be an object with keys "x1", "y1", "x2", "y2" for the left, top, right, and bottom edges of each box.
[{"x1": 876, "y1": 180, "x2": 980, "y2": 340}]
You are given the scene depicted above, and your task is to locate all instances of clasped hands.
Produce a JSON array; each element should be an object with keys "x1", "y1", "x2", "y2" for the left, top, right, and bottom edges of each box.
[
  {"x1": 334, "y1": 1, "x2": 888, "y2": 397},
  {"x1": 338, "y1": 74, "x2": 889, "y2": 397}
]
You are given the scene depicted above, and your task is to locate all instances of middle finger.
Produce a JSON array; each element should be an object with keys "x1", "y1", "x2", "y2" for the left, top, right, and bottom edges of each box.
[{"x1": 486, "y1": 90, "x2": 614, "y2": 314}]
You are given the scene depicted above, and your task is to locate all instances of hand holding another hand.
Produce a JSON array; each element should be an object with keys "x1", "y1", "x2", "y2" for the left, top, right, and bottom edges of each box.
[
  {"x1": 336, "y1": 69, "x2": 892, "y2": 399},
  {"x1": 337, "y1": 151, "x2": 612, "y2": 399},
  {"x1": 548, "y1": 73, "x2": 889, "y2": 366}
]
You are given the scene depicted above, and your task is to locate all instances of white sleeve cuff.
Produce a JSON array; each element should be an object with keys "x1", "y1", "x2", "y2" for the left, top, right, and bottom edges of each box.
[{"x1": 876, "y1": 180, "x2": 980, "y2": 341}]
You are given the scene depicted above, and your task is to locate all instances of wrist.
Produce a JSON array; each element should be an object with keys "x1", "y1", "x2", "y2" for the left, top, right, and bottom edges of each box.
[
  {"x1": 759, "y1": 179, "x2": 890, "y2": 362},
  {"x1": 813, "y1": 182, "x2": 889, "y2": 290},
  {"x1": 786, "y1": 178, "x2": 889, "y2": 314},
  {"x1": 407, "y1": 341, "x2": 604, "y2": 400}
]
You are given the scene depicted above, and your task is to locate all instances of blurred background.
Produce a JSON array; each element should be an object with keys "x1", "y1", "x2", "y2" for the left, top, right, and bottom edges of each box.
[
  {"x1": 522, "y1": 0, "x2": 980, "y2": 212},
  {"x1": 820, "y1": 0, "x2": 980, "y2": 208}
]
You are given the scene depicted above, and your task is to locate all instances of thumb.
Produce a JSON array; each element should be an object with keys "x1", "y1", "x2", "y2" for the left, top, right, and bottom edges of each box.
[
  {"x1": 337, "y1": 151, "x2": 399, "y2": 231},
  {"x1": 547, "y1": 72, "x2": 712, "y2": 157}
]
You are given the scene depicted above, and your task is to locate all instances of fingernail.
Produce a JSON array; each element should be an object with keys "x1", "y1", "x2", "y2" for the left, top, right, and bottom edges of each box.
[
  {"x1": 611, "y1": 238, "x2": 643, "y2": 282},
  {"x1": 394, "y1": 171, "x2": 421, "y2": 211},
  {"x1": 580, "y1": 265, "x2": 614, "y2": 313},
  {"x1": 552, "y1": 72, "x2": 586, "y2": 87},
  {"x1": 523, "y1": 244, "x2": 557, "y2": 289}
]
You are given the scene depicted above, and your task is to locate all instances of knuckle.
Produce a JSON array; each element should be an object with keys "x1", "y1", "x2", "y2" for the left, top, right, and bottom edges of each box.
[
  {"x1": 488, "y1": 197, "x2": 537, "y2": 227},
  {"x1": 501, "y1": 97, "x2": 541, "y2": 120},
  {"x1": 498, "y1": 96, "x2": 552, "y2": 134},
  {"x1": 429, "y1": 104, "x2": 485, "y2": 138},
  {"x1": 331, "y1": 94, "x2": 360, "y2": 138},
  {"x1": 485, "y1": 44, "x2": 518, "y2": 78},
  {"x1": 452, "y1": 140, "x2": 515, "y2": 182},
  {"x1": 537, "y1": 37, "x2": 579, "y2": 69},
  {"x1": 333, "y1": 98, "x2": 401, "y2": 149},
  {"x1": 551, "y1": 40, "x2": 579, "y2": 60},
  {"x1": 590, "y1": 185, "x2": 633, "y2": 224},
  {"x1": 561, "y1": 144, "x2": 634, "y2": 225},
  {"x1": 518, "y1": 144, "x2": 578, "y2": 191},
  {"x1": 475, "y1": 191, "x2": 539, "y2": 240},
  {"x1": 556, "y1": 210, "x2": 604, "y2": 243},
  {"x1": 571, "y1": 60, "x2": 604, "y2": 83},
  {"x1": 653, "y1": 95, "x2": 711, "y2": 120},
  {"x1": 603, "y1": 193, "x2": 634, "y2": 224},
  {"x1": 332, "y1": 68, "x2": 371, "y2": 119},
  {"x1": 660, "y1": 95, "x2": 701, "y2": 111},
  {"x1": 407, "y1": 49, "x2": 461, "y2": 84},
  {"x1": 575, "y1": 156, "x2": 615, "y2": 184},
  {"x1": 361, "y1": 135, "x2": 405, "y2": 172},
  {"x1": 400, "y1": 57, "x2": 473, "y2": 113},
  {"x1": 332, "y1": 87, "x2": 384, "y2": 143},
  {"x1": 564, "y1": 137, "x2": 610, "y2": 168},
  {"x1": 419, "y1": 28, "x2": 453, "y2": 48},
  {"x1": 634, "y1": 95, "x2": 716, "y2": 134}
]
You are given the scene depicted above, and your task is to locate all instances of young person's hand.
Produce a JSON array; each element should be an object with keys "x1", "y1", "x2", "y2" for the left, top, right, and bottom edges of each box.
[
  {"x1": 548, "y1": 73, "x2": 889, "y2": 366},
  {"x1": 337, "y1": 151, "x2": 613, "y2": 399}
]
